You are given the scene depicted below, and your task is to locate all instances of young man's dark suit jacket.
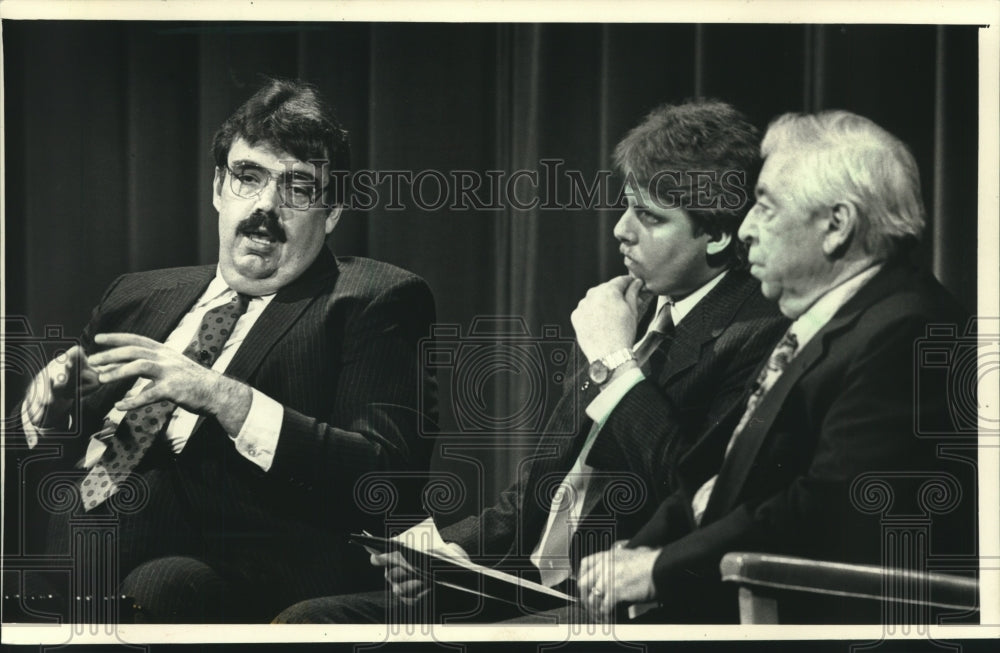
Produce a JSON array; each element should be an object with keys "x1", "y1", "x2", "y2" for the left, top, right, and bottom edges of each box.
[
  {"x1": 624, "y1": 262, "x2": 977, "y2": 623},
  {"x1": 439, "y1": 268, "x2": 788, "y2": 573},
  {"x1": 16, "y1": 247, "x2": 437, "y2": 614}
]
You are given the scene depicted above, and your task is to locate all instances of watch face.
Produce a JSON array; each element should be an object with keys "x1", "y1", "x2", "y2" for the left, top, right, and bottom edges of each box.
[{"x1": 588, "y1": 360, "x2": 609, "y2": 385}]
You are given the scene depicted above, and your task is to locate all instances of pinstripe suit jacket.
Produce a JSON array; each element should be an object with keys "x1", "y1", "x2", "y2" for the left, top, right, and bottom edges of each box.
[
  {"x1": 24, "y1": 247, "x2": 437, "y2": 606},
  {"x1": 440, "y1": 269, "x2": 788, "y2": 570}
]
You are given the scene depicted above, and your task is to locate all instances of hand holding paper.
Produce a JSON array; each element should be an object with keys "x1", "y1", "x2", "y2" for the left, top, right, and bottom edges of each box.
[{"x1": 367, "y1": 519, "x2": 472, "y2": 605}]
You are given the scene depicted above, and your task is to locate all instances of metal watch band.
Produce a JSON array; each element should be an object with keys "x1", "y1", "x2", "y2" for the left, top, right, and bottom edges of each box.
[{"x1": 601, "y1": 347, "x2": 636, "y2": 370}]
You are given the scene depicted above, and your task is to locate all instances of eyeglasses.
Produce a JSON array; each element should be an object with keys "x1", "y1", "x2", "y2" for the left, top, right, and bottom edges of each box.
[{"x1": 224, "y1": 163, "x2": 322, "y2": 210}]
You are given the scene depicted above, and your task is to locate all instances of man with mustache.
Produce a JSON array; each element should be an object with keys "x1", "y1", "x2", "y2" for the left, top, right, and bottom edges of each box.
[
  {"x1": 276, "y1": 100, "x2": 788, "y2": 624},
  {"x1": 13, "y1": 78, "x2": 437, "y2": 622}
]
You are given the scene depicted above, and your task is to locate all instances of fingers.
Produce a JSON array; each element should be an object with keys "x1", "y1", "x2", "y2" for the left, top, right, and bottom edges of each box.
[
  {"x1": 624, "y1": 277, "x2": 643, "y2": 311},
  {"x1": 371, "y1": 550, "x2": 428, "y2": 601},
  {"x1": 25, "y1": 345, "x2": 100, "y2": 429},
  {"x1": 27, "y1": 346, "x2": 89, "y2": 420},
  {"x1": 385, "y1": 564, "x2": 411, "y2": 583},
  {"x1": 97, "y1": 358, "x2": 160, "y2": 386},
  {"x1": 385, "y1": 562, "x2": 426, "y2": 602},
  {"x1": 388, "y1": 576, "x2": 425, "y2": 596},
  {"x1": 578, "y1": 547, "x2": 625, "y2": 623},
  {"x1": 67, "y1": 345, "x2": 101, "y2": 379},
  {"x1": 55, "y1": 345, "x2": 83, "y2": 375},
  {"x1": 78, "y1": 365, "x2": 102, "y2": 396},
  {"x1": 89, "y1": 334, "x2": 167, "y2": 378},
  {"x1": 582, "y1": 580, "x2": 612, "y2": 623},
  {"x1": 578, "y1": 551, "x2": 598, "y2": 581},
  {"x1": 46, "y1": 345, "x2": 87, "y2": 390},
  {"x1": 93, "y1": 332, "x2": 161, "y2": 348},
  {"x1": 398, "y1": 587, "x2": 430, "y2": 606},
  {"x1": 606, "y1": 275, "x2": 634, "y2": 292},
  {"x1": 372, "y1": 550, "x2": 412, "y2": 570},
  {"x1": 89, "y1": 345, "x2": 161, "y2": 370},
  {"x1": 577, "y1": 553, "x2": 602, "y2": 600}
]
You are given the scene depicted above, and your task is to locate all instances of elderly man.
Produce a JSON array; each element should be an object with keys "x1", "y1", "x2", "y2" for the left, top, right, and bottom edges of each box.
[
  {"x1": 276, "y1": 100, "x2": 788, "y2": 623},
  {"x1": 577, "y1": 110, "x2": 976, "y2": 623},
  {"x1": 14, "y1": 78, "x2": 436, "y2": 622}
]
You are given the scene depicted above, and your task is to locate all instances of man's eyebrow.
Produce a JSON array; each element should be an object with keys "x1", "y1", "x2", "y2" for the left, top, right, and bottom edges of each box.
[
  {"x1": 231, "y1": 159, "x2": 318, "y2": 181},
  {"x1": 287, "y1": 170, "x2": 319, "y2": 182}
]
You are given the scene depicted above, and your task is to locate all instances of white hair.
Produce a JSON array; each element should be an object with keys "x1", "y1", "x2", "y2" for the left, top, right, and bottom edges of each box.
[{"x1": 761, "y1": 110, "x2": 925, "y2": 257}]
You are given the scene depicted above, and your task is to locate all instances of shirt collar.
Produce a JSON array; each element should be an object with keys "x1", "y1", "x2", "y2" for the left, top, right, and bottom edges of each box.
[
  {"x1": 788, "y1": 263, "x2": 883, "y2": 351},
  {"x1": 198, "y1": 267, "x2": 276, "y2": 308},
  {"x1": 196, "y1": 272, "x2": 236, "y2": 308},
  {"x1": 654, "y1": 269, "x2": 728, "y2": 328}
]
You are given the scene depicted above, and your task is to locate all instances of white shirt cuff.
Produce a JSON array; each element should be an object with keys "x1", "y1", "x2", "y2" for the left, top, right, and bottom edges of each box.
[
  {"x1": 232, "y1": 388, "x2": 283, "y2": 472},
  {"x1": 584, "y1": 367, "x2": 645, "y2": 424}
]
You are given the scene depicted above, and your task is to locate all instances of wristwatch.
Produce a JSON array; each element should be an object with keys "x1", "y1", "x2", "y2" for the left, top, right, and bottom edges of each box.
[{"x1": 587, "y1": 348, "x2": 636, "y2": 385}]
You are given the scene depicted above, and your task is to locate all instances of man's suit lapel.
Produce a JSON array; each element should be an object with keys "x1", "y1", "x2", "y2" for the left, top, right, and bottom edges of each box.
[
  {"x1": 702, "y1": 264, "x2": 905, "y2": 521},
  {"x1": 656, "y1": 271, "x2": 757, "y2": 387},
  {"x1": 224, "y1": 247, "x2": 339, "y2": 383}
]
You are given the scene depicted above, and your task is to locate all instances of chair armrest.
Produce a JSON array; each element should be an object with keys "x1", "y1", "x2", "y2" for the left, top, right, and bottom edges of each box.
[{"x1": 720, "y1": 552, "x2": 978, "y2": 610}]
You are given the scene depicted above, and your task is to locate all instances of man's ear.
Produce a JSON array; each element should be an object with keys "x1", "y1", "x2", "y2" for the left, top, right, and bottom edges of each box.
[
  {"x1": 212, "y1": 167, "x2": 224, "y2": 213},
  {"x1": 705, "y1": 231, "x2": 732, "y2": 256},
  {"x1": 324, "y1": 205, "x2": 344, "y2": 235},
  {"x1": 822, "y1": 201, "x2": 858, "y2": 257}
]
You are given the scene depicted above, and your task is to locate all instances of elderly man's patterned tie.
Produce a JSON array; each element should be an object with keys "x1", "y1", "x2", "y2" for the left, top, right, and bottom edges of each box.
[
  {"x1": 690, "y1": 328, "x2": 799, "y2": 524},
  {"x1": 79, "y1": 292, "x2": 250, "y2": 511}
]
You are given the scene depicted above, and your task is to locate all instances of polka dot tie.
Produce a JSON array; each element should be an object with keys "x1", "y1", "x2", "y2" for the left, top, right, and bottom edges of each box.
[{"x1": 79, "y1": 292, "x2": 251, "y2": 511}]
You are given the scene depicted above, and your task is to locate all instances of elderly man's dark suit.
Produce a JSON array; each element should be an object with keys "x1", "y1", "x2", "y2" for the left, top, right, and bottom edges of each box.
[
  {"x1": 623, "y1": 262, "x2": 977, "y2": 623},
  {"x1": 14, "y1": 247, "x2": 437, "y2": 619},
  {"x1": 440, "y1": 268, "x2": 788, "y2": 571}
]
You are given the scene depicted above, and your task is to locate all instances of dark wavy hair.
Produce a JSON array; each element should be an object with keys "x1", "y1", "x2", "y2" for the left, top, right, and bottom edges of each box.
[
  {"x1": 613, "y1": 99, "x2": 761, "y2": 267},
  {"x1": 212, "y1": 77, "x2": 350, "y2": 205}
]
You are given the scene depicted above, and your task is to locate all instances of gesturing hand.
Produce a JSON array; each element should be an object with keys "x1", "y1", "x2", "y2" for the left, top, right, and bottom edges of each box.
[
  {"x1": 571, "y1": 276, "x2": 645, "y2": 363},
  {"x1": 89, "y1": 332, "x2": 223, "y2": 414},
  {"x1": 25, "y1": 345, "x2": 100, "y2": 429},
  {"x1": 577, "y1": 541, "x2": 659, "y2": 623}
]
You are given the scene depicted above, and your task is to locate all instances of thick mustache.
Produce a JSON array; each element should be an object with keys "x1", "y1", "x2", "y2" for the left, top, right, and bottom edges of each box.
[{"x1": 237, "y1": 211, "x2": 287, "y2": 243}]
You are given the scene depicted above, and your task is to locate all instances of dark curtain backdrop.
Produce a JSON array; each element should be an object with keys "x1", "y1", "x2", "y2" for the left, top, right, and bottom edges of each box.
[{"x1": 3, "y1": 21, "x2": 979, "y2": 511}]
